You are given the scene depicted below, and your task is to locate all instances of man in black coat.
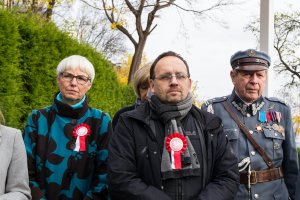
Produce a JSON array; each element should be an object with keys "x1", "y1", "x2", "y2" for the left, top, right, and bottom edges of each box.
[{"x1": 108, "y1": 51, "x2": 239, "y2": 200}]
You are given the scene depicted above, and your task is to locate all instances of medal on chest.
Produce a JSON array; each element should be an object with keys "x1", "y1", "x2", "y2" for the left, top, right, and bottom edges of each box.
[
  {"x1": 166, "y1": 133, "x2": 187, "y2": 170},
  {"x1": 73, "y1": 124, "x2": 91, "y2": 151}
]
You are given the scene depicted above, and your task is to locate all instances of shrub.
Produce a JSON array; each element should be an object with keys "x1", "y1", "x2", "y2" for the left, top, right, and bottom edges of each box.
[{"x1": 0, "y1": 9, "x2": 135, "y2": 129}]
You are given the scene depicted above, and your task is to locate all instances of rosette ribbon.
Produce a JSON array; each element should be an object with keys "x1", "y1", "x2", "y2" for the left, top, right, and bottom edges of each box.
[
  {"x1": 166, "y1": 133, "x2": 187, "y2": 170},
  {"x1": 73, "y1": 124, "x2": 91, "y2": 151}
]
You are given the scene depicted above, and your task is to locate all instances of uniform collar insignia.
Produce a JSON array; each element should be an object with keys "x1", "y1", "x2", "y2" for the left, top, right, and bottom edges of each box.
[{"x1": 231, "y1": 93, "x2": 264, "y2": 117}]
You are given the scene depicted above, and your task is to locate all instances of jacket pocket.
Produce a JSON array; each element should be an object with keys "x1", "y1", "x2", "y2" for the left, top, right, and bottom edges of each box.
[
  {"x1": 224, "y1": 128, "x2": 239, "y2": 155},
  {"x1": 262, "y1": 127, "x2": 285, "y2": 160}
]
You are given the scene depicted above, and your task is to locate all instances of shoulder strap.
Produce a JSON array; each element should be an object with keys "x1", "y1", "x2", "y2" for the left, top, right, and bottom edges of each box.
[{"x1": 222, "y1": 102, "x2": 274, "y2": 169}]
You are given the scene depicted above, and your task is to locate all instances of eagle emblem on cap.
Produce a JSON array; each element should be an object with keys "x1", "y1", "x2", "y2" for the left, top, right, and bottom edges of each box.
[{"x1": 247, "y1": 49, "x2": 256, "y2": 57}]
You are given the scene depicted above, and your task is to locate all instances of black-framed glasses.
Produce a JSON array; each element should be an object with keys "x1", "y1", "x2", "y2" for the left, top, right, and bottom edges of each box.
[
  {"x1": 60, "y1": 72, "x2": 91, "y2": 85},
  {"x1": 153, "y1": 73, "x2": 189, "y2": 82}
]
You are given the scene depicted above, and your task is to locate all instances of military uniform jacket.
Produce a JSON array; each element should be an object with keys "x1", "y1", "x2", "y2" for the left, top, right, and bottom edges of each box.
[{"x1": 201, "y1": 91, "x2": 298, "y2": 200}]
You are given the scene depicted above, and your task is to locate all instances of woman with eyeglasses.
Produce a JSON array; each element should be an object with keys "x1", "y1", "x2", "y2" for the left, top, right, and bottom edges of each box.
[
  {"x1": 112, "y1": 62, "x2": 151, "y2": 130},
  {"x1": 0, "y1": 110, "x2": 31, "y2": 200},
  {"x1": 23, "y1": 55, "x2": 112, "y2": 200}
]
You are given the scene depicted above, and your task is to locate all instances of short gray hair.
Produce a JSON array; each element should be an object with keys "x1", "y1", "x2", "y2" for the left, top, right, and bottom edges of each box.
[{"x1": 56, "y1": 55, "x2": 95, "y2": 82}]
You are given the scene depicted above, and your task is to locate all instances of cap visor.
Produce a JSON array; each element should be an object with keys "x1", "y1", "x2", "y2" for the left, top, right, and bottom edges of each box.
[{"x1": 236, "y1": 65, "x2": 268, "y2": 71}]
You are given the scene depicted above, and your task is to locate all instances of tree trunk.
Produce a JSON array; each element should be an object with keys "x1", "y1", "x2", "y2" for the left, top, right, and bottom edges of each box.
[
  {"x1": 45, "y1": 0, "x2": 55, "y2": 20},
  {"x1": 128, "y1": 38, "x2": 147, "y2": 84}
]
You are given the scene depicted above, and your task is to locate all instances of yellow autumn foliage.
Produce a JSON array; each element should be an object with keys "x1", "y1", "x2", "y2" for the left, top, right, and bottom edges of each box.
[
  {"x1": 293, "y1": 115, "x2": 300, "y2": 135},
  {"x1": 114, "y1": 54, "x2": 149, "y2": 85},
  {"x1": 110, "y1": 20, "x2": 127, "y2": 30}
]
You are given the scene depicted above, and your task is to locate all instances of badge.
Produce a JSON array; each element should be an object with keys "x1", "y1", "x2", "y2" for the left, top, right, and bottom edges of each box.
[
  {"x1": 73, "y1": 124, "x2": 91, "y2": 151},
  {"x1": 265, "y1": 124, "x2": 272, "y2": 130},
  {"x1": 274, "y1": 142, "x2": 281, "y2": 150},
  {"x1": 258, "y1": 111, "x2": 267, "y2": 123},
  {"x1": 247, "y1": 49, "x2": 256, "y2": 56},
  {"x1": 272, "y1": 123, "x2": 279, "y2": 132},
  {"x1": 255, "y1": 124, "x2": 263, "y2": 132},
  {"x1": 166, "y1": 133, "x2": 187, "y2": 170},
  {"x1": 278, "y1": 125, "x2": 285, "y2": 136}
]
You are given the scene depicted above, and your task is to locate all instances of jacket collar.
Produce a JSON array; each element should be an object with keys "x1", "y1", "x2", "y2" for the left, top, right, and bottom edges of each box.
[
  {"x1": 230, "y1": 90, "x2": 265, "y2": 117},
  {"x1": 53, "y1": 92, "x2": 89, "y2": 119},
  {"x1": 125, "y1": 102, "x2": 222, "y2": 134}
]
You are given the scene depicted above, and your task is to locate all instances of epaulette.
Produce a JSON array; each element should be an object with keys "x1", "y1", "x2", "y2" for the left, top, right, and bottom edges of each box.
[
  {"x1": 202, "y1": 96, "x2": 228, "y2": 114},
  {"x1": 265, "y1": 97, "x2": 288, "y2": 106},
  {"x1": 203, "y1": 96, "x2": 228, "y2": 106}
]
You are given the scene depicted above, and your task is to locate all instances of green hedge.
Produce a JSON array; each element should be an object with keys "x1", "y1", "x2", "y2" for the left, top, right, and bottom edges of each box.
[{"x1": 0, "y1": 10, "x2": 135, "y2": 129}]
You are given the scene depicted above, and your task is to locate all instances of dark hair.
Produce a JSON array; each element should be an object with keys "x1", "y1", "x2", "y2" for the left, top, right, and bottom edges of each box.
[{"x1": 150, "y1": 51, "x2": 190, "y2": 79}]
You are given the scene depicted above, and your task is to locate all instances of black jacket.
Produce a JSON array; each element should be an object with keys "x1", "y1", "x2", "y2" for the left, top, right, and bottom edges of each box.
[
  {"x1": 108, "y1": 102, "x2": 239, "y2": 200},
  {"x1": 112, "y1": 104, "x2": 135, "y2": 130}
]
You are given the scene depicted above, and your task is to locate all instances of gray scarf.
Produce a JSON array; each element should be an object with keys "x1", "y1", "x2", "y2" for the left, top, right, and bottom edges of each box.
[{"x1": 148, "y1": 93, "x2": 201, "y2": 179}]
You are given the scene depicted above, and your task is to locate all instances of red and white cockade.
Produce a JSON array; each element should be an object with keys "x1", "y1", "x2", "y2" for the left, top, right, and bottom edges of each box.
[{"x1": 73, "y1": 124, "x2": 91, "y2": 151}]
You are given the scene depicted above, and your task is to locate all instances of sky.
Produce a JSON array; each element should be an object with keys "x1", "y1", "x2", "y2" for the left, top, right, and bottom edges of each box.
[
  {"x1": 59, "y1": 0, "x2": 299, "y2": 106},
  {"x1": 142, "y1": 0, "x2": 300, "y2": 101}
]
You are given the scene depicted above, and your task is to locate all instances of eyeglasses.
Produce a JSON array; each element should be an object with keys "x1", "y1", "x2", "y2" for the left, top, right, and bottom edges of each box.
[
  {"x1": 60, "y1": 72, "x2": 91, "y2": 85},
  {"x1": 153, "y1": 73, "x2": 189, "y2": 82}
]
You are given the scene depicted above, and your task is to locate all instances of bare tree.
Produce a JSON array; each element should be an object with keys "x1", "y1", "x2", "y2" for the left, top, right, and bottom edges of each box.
[
  {"x1": 1, "y1": 0, "x2": 57, "y2": 19},
  {"x1": 273, "y1": 12, "x2": 300, "y2": 86},
  {"x1": 80, "y1": 0, "x2": 235, "y2": 83},
  {"x1": 245, "y1": 10, "x2": 300, "y2": 87},
  {"x1": 52, "y1": 1, "x2": 127, "y2": 61}
]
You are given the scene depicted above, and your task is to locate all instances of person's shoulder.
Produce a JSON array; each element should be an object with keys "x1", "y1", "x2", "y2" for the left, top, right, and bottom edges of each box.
[
  {"x1": 265, "y1": 96, "x2": 289, "y2": 107},
  {"x1": 112, "y1": 105, "x2": 135, "y2": 129},
  {"x1": 0, "y1": 125, "x2": 21, "y2": 137},
  {"x1": 201, "y1": 96, "x2": 229, "y2": 114},
  {"x1": 30, "y1": 104, "x2": 53, "y2": 115},
  {"x1": 192, "y1": 106, "x2": 222, "y2": 130},
  {"x1": 89, "y1": 107, "x2": 111, "y2": 119},
  {"x1": 114, "y1": 105, "x2": 135, "y2": 117},
  {"x1": 120, "y1": 102, "x2": 149, "y2": 122},
  {"x1": 203, "y1": 96, "x2": 229, "y2": 107}
]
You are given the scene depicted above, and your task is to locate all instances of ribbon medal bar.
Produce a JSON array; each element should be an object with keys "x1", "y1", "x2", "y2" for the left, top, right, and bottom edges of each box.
[
  {"x1": 73, "y1": 124, "x2": 91, "y2": 152},
  {"x1": 166, "y1": 133, "x2": 187, "y2": 170},
  {"x1": 258, "y1": 111, "x2": 267, "y2": 123}
]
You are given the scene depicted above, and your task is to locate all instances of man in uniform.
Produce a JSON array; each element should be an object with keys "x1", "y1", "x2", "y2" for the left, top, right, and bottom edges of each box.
[
  {"x1": 108, "y1": 51, "x2": 239, "y2": 200},
  {"x1": 202, "y1": 49, "x2": 299, "y2": 199}
]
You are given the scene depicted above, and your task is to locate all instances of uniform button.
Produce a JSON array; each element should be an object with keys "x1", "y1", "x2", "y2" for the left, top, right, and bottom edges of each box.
[
  {"x1": 274, "y1": 133, "x2": 278, "y2": 136},
  {"x1": 153, "y1": 151, "x2": 157, "y2": 155},
  {"x1": 254, "y1": 193, "x2": 259, "y2": 199},
  {"x1": 251, "y1": 151, "x2": 256, "y2": 156},
  {"x1": 249, "y1": 130, "x2": 253, "y2": 134},
  {"x1": 247, "y1": 113, "x2": 251, "y2": 117}
]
